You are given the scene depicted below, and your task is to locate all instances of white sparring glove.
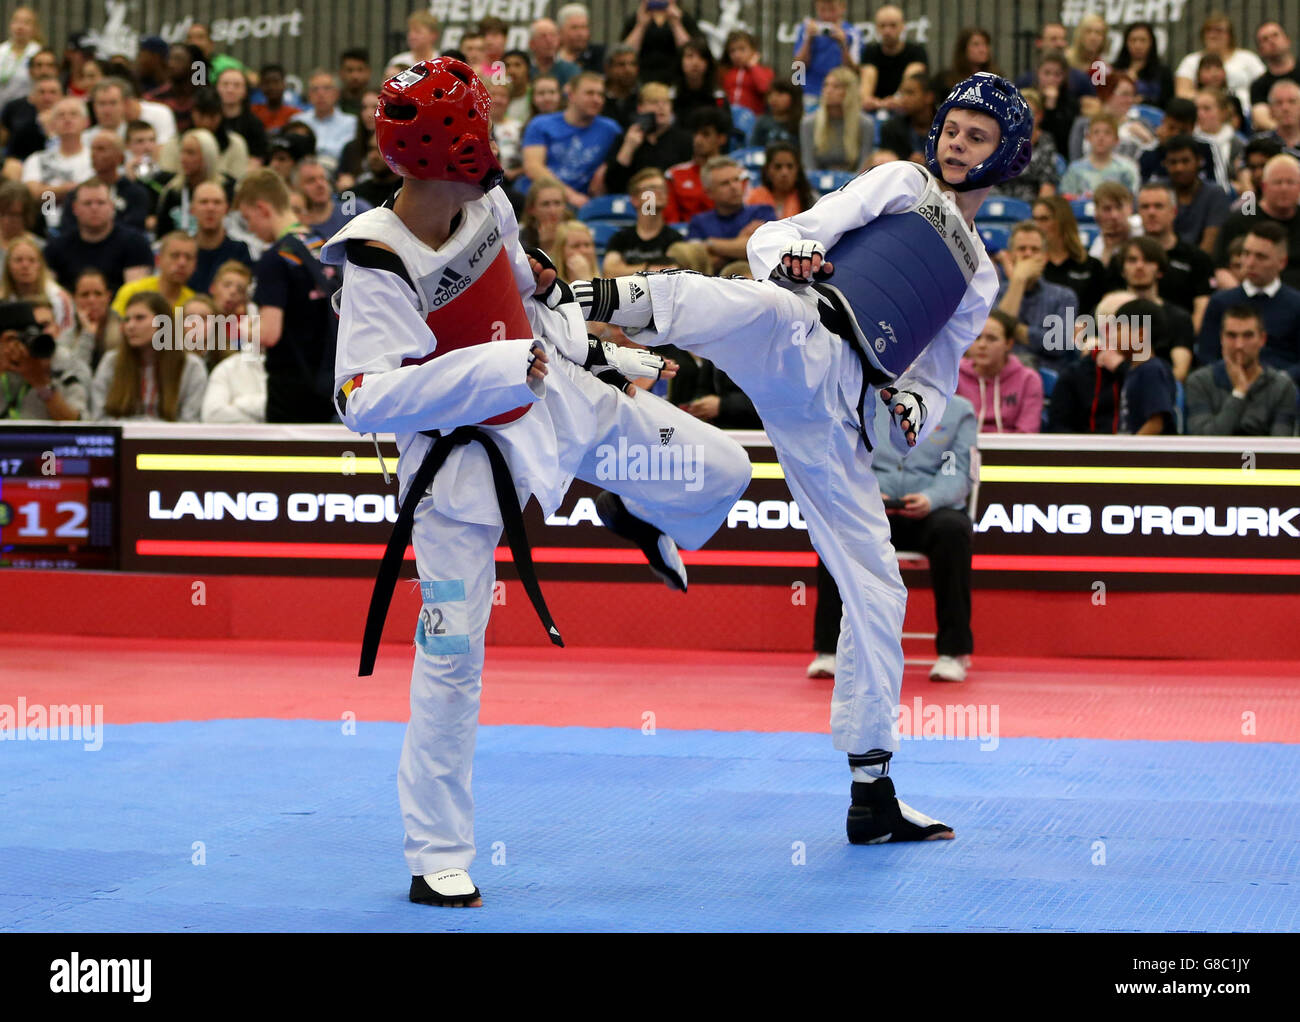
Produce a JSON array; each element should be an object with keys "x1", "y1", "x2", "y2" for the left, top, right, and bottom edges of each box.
[
  {"x1": 772, "y1": 240, "x2": 835, "y2": 286},
  {"x1": 880, "y1": 387, "x2": 927, "y2": 451},
  {"x1": 583, "y1": 338, "x2": 667, "y2": 393}
]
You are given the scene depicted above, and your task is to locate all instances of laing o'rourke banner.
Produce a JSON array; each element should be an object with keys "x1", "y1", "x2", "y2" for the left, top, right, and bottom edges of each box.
[{"x1": 111, "y1": 428, "x2": 1300, "y2": 592}]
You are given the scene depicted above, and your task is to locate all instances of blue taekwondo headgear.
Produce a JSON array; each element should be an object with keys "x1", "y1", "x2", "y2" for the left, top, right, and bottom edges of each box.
[{"x1": 925, "y1": 72, "x2": 1033, "y2": 191}]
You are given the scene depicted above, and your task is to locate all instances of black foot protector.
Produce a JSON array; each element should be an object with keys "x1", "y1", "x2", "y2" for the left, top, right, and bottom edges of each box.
[
  {"x1": 409, "y1": 870, "x2": 482, "y2": 907},
  {"x1": 846, "y1": 776, "x2": 954, "y2": 844},
  {"x1": 595, "y1": 490, "x2": 687, "y2": 592}
]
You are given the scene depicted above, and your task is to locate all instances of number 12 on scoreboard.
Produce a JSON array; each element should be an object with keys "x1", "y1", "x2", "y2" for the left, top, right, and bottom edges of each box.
[{"x1": 0, "y1": 478, "x2": 90, "y2": 544}]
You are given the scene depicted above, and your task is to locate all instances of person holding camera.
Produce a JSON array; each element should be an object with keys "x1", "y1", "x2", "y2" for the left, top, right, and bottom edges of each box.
[
  {"x1": 0, "y1": 300, "x2": 89, "y2": 420},
  {"x1": 602, "y1": 81, "x2": 692, "y2": 195},
  {"x1": 621, "y1": 0, "x2": 699, "y2": 87},
  {"x1": 792, "y1": 0, "x2": 861, "y2": 104}
]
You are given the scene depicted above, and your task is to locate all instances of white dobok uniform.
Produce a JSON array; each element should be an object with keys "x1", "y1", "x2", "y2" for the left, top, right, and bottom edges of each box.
[
  {"x1": 321, "y1": 188, "x2": 751, "y2": 876},
  {"x1": 631, "y1": 162, "x2": 999, "y2": 755}
]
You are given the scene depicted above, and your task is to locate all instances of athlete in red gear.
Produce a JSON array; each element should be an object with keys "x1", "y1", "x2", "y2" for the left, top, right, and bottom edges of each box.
[{"x1": 323, "y1": 59, "x2": 752, "y2": 907}]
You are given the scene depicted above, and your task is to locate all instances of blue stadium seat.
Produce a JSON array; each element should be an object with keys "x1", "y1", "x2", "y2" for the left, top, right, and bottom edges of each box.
[
  {"x1": 1039, "y1": 366, "x2": 1059, "y2": 430},
  {"x1": 873, "y1": 110, "x2": 889, "y2": 146},
  {"x1": 746, "y1": 168, "x2": 762, "y2": 189},
  {"x1": 1174, "y1": 378, "x2": 1186, "y2": 434},
  {"x1": 732, "y1": 146, "x2": 767, "y2": 170},
  {"x1": 1079, "y1": 224, "x2": 1101, "y2": 248},
  {"x1": 1134, "y1": 104, "x2": 1164, "y2": 130},
  {"x1": 729, "y1": 104, "x2": 757, "y2": 147},
  {"x1": 578, "y1": 195, "x2": 636, "y2": 223},
  {"x1": 1053, "y1": 152, "x2": 1067, "y2": 176},
  {"x1": 977, "y1": 224, "x2": 1011, "y2": 253},
  {"x1": 808, "y1": 169, "x2": 856, "y2": 195},
  {"x1": 1071, "y1": 197, "x2": 1096, "y2": 222},
  {"x1": 980, "y1": 197, "x2": 1033, "y2": 222},
  {"x1": 589, "y1": 220, "x2": 623, "y2": 249}
]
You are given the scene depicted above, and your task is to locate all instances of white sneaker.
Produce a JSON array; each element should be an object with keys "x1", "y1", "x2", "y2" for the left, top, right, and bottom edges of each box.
[
  {"x1": 929, "y1": 655, "x2": 968, "y2": 682},
  {"x1": 807, "y1": 652, "x2": 836, "y2": 678}
]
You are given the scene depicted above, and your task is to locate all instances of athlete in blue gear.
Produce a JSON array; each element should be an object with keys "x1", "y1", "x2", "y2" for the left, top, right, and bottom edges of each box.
[{"x1": 569, "y1": 73, "x2": 1033, "y2": 843}]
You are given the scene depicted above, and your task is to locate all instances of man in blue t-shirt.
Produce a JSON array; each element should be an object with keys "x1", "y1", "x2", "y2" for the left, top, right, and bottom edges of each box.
[
  {"x1": 521, "y1": 70, "x2": 621, "y2": 207},
  {"x1": 791, "y1": 0, "x2": 861, "y2": 102},
  {"x1": 686, "y1": 156, "x2": 776, "y2": 272}
]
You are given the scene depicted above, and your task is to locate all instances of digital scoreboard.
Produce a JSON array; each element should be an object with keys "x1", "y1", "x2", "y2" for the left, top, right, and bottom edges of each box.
[{"x1": 0, "y1": 425, "x2": 120, "y2": 570}]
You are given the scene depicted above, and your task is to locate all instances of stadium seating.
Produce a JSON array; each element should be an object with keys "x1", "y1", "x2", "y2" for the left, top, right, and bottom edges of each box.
[
  {"x1": 977, "y1": 224, "x2": 1011, "y2": 253},
  {"x1": 1070, "y1": 197, "x2": 1096, "y2": 222},
  {"x1": 578, "y1": 195, "x2": 636, "y2": 223},
  {"x1": 730, "y1": 104, "x2": 756, "y2": 147},
  {"x1": 807, "y1": 169, "x2": 856, "y2": 195},
  {"x1": 980, "y1": 197, "x2": 1033, "y2": 222},
  {"x1": 1134, "y1": 104, "x2": 1164, "y2": 130},
  {"x1": 589, "y1": 220, "x2": 622, "y2": 250},
  {"x1": 1039, "y1": 366, "x2": 1059, "y2": 430},
  {"x1": 732, "y1": 146, "x2": 767, "y2": 170}
]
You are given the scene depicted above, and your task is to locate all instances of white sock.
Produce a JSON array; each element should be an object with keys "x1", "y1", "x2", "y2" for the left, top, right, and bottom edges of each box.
[{"x1": 852, "y1": 765, "x2": 885, "y2": 783}]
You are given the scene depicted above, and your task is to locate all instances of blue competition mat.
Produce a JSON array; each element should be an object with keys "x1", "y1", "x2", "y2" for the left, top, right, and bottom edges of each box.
[{"x1": 2, "y1": 721, "x2": 1296, "y2": 932}]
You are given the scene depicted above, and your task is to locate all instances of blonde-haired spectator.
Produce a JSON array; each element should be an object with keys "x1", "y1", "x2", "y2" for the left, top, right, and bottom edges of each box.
[
  {"x1": 388, "y1": 11, "x2": 440, "y2": 69},
  {"x1": 665, "y1": 239, "x2": 713, "y2": 275},
  {"x1": 551, "y1": 219, "x2": 599, "y2": 283},
  {"x1": 800, "y1": 66, "x2": 873, "y2": 172},
  {"x1": 0, "y1": 236, "x2": 72, "y2": 333},
  {"x1": 517, "y1": 173, "x2": 573, "y2": 255},
  {"x1": 92, "y1": 290, "x2": 208, "y2": 421},
  {"x1": 155, "y1": 128, "x2": 226, "y2": 234},
  {"x1": 1066, "y1": 14, "x2": 1109, "y2": 116},
  {"x1": 1194, "y1": 87, "x2": 1243, "y2": 176}
]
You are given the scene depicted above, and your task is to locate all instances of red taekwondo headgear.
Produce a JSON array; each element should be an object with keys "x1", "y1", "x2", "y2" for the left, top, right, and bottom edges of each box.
[{"x1": 375, "y1": 57, "x2": 504, "y2": 190}]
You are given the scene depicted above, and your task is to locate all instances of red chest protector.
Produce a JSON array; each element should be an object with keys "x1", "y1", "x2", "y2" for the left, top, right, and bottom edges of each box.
[{"x1": 400, "y1": 202, "x2": 533, "y2": 425}]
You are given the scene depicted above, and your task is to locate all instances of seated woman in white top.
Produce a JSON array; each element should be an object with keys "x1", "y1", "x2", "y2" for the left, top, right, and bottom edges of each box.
[
  {"x1": 1173, "y1": 14, "x2": 1266, "y2": 115},
  {"x1": 91, "y1": 290, "x2": 207, "y2": 421}
]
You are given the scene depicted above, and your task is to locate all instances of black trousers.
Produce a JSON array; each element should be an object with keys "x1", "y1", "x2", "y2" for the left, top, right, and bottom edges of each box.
[{"x1": 813, "y1": 508, "x2": 974, "y2": 658}]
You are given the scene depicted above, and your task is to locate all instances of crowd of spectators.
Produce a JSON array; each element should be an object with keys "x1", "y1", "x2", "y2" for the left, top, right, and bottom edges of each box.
[{"x1": 0, "y1": 3, "x2": 1297, "y2": 438}]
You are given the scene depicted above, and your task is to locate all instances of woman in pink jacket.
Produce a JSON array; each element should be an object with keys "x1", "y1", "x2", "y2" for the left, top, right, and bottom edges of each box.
[{"x1": 957, "y1": 309, "x2": 1044, "y2": 432}]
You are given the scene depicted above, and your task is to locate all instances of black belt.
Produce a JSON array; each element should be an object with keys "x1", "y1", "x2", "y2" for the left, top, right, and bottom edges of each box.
[{"x1": 358, "y1": 425, "x2": 564, "y2": 677}]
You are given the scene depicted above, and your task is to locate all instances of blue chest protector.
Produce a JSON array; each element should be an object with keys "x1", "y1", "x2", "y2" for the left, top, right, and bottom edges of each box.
[{"x1": 815, "y1": 168, "x2": 981, "y2": 381}]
